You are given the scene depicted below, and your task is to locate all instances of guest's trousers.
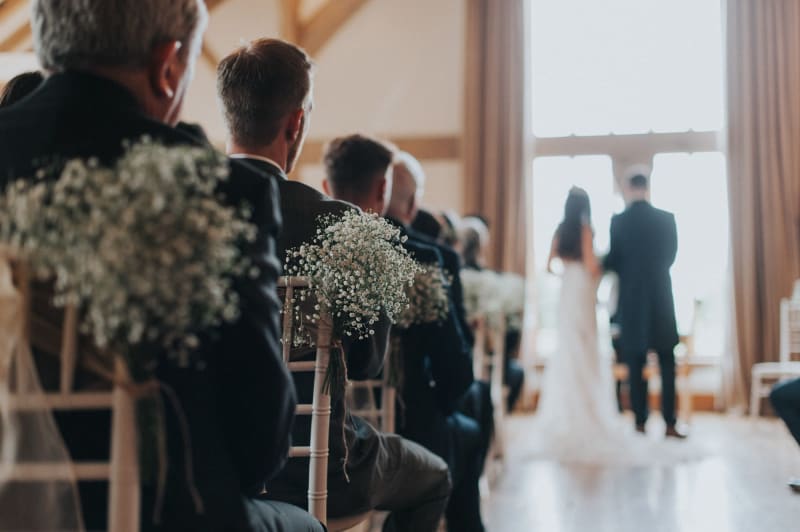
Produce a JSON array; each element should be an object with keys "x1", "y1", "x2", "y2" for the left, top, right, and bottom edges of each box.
[
  {"x1": 444, "y1": 413, "x2": 486, "y2": 532},
  {"x1": 626, "y1": 348, "x2": 676, "y2": 427},
  {"x1": 504, "y1": 330, "x2": 524, "y2": 411},
  {"x1": 505, "y1": 359, "x2": 525, "y2": 412},
  {"x1": 771, "y1": 377, "x2": 800, "y2": 447},
  {"x1": 244, "y1": 498, "x2": 326, "y2": 532},
  {"x1": 327, "y1": 434, "x2": 452, "y2": 532},
  {"x1": 457, "y1": 381, "x2": 493, "y2": 472}
]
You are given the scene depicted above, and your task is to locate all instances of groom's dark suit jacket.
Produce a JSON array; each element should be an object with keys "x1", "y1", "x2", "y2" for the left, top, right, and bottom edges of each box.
[
  {"x1": 604, "y1": 200, "x2": 679, "y2": 354},
  {"x1": 0, "y1": 72, "x2": 294, "y2": 531},
  {"x1": 237, "y1": 157, "x2": 391, "y2": 516}
]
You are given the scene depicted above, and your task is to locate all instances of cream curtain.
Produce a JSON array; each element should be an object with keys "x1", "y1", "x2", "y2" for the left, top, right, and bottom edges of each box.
[
  {"x1": 463, "y1": 0, "x2": 530, "y2": 275},
  {"x1": 725, "y1": 0, "x2": 800, "y2": 405}
]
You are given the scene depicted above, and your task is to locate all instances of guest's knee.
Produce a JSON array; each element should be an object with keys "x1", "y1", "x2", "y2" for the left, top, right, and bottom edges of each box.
[
  {"x1": 770, "y1": 381, "x2": 794, "y2": 410},
  {"x1": 431, "y1": 454, "x2": 453, "y2": 500}
]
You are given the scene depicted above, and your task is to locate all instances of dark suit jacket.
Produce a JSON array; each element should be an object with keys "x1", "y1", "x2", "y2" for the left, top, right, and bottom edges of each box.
[
  {"x1": 395, "y1": 243, "x2": 475, "y2": 468},
  {"x1": 405, "y1": 227, "x2": 474, "y2": 348},
  {"x1": 239, "y1": 157, "x2": 391, "y2": 516},
  {"x1": 0, "y1": 71, "x2": 294, "y2": 531},
  {"x1": 604, "y1": 201, "x2": 679, "y2": 354}
]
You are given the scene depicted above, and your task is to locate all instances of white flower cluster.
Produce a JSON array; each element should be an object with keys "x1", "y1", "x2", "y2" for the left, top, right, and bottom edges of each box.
[
  {"x1": 0, "y1": 139, "x2": 255, "y2": 364},
  {"x1": 396, "y1": 262, "x2": 450, "y2": 329},
  {"x1": 461, "y1": 269, "x2": 526, "y2": 330},
  {"x1": 285, "y1": 210, "x2": 421, "y2": 342}
]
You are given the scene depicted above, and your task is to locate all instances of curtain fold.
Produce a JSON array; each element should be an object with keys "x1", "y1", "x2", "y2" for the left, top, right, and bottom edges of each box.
[
  {"x1": 725, "y1": 0, "x2": 800, "y2": 406},
  {"x1": 463, "y1": 0, "x2": 530, "y2": 275}
]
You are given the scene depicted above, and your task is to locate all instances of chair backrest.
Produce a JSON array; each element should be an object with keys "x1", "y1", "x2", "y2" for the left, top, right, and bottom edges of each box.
[
  {"x1": 780, "y1": 299, "x2": 800, "y2": 363},
  {"x1": 279, "y1": 276, "x2": 332, "y2": 526},
  {"x1": 346, "y1": 337, "x2": 396, "y2": 434},
  {"x1": 3, "y1": 260, "x2": 139, "y2": 531},
  {"x1": 489, "y1": 320, "x2": 507, "y2": 411},
  {"x1": 472, "y1": 316, "x2": 489, "y2": 380}
]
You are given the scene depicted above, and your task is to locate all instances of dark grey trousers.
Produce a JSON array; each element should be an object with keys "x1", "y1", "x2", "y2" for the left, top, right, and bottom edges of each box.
[{"x1": 328, "y1": 434, "x2": 452, "y2": 532}]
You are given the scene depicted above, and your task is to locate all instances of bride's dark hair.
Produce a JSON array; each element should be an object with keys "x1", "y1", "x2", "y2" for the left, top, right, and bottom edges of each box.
[{"x1": 557, "y1": 187, "x2": 591, "y2": 260}]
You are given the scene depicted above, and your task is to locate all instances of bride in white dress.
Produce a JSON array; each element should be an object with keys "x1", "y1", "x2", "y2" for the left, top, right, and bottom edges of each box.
[{"x1": 528, "y1": 187, "x2": 699, "y2": 465}]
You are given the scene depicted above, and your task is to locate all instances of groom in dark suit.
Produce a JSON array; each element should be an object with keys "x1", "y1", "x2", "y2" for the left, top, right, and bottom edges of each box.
[
  {"x1": 604, "y1": 173, "x2": 686, "y2": 438},
  {"x1": 0, "y1": 2, "x2": 316, "y2": 530}
]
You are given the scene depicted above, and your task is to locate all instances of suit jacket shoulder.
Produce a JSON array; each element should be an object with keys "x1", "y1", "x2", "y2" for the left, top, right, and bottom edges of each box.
[{"x1": 238, "y1": 158, "x2": 357, "y2": 263}]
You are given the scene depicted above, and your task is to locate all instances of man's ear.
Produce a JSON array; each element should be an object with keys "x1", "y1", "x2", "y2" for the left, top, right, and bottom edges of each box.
[
  {"x1": 148, "y1": 41, "x2": 183, "y2": 99},
  {"x1": 375, "y1": 177, "x2": 388, "y2": 213},
  {"x1": 285, "y1": 108, "x2": 304, "y2": 143},
  {"x1": 322, "y1": 178, "x2": 332, "y2": 197}
]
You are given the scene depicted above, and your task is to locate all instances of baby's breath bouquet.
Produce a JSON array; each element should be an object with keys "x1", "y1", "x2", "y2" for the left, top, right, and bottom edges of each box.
[
  {"x1": 286, "y1": 210, "x2": 420, "y2": 339},
  {"x1": 0, "y1": 138, "x2": 255, "y2": 501},
  {"x1": 285, "y1": 210, "x2": 420, "y2": 390},
  {"x1": 461, "y1": 269, "x2": 526, "y2": 331},
  {"x1": 396, "y1": 262, "x2": 450, "y2": 329},
  {"x1": 461, "y1": 269, "x2": 503, "y2": 324},
  {"x1": 497, "y1": 273, "x2": 526, "y2": 331},
  {"x1": 0, "y1": 138, "x2": 255, "y2": 369}
]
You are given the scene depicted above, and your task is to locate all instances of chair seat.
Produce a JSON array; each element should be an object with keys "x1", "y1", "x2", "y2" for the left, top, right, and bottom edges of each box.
[{"x1": 328, "y1": 511, "x2": 372, "y2": 532}]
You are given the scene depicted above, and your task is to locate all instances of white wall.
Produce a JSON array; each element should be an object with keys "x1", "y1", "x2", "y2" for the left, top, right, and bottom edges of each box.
[
  {"x1": 182, "y1": 0, "x2": 283, "y2": 145},
  {"x1": 181, "y1": 0, "x2": 467, "y2": 211}
]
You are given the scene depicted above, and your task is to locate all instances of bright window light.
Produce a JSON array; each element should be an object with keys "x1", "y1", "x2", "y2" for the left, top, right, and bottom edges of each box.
[
  {"x1": 651, "y1": 152, "x2": 729, "y2": 358},
  {"x1": 530, "y1": 0, "x2": 724, "y2": 137}
]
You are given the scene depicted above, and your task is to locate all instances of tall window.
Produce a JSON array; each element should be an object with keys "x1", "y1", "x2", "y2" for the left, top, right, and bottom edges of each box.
[{"x1": 530, "y1": 0, "x2": 728, "y2": 361}]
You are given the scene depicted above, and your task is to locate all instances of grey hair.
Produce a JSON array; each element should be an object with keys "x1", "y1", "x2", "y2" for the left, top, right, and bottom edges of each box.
[
  {"x1": 394, "y1": 150, "x2": 426, "y2": 189},
  {"x1": 32, "y1": 0, "x2": 208, "y2": 71},
  {"x1": 459, "y1": 217, "x2": 489, "y2": 267}
]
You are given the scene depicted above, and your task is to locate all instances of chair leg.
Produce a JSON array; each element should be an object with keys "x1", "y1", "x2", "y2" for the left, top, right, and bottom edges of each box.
[{"x1": 749, "y1": 374, "x2": 761, "y2": 417}]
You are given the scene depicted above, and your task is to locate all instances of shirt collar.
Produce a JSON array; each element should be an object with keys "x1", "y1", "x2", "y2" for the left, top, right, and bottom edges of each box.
[{"x1": 230, "y1": 153, "x2": 284, "y2": 175}]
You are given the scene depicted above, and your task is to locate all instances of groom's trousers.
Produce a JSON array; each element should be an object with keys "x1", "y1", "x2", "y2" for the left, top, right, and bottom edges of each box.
[
  {"x1": 626, "y1": 349, "x2": 676, "y2": 427},
  {"x1": 771, "y1": 378, "x2": 800, "y2": 447}
]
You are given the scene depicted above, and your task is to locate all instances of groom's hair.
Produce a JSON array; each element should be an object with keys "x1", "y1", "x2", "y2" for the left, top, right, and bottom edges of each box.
[
  {"x1": 324, "y1": 134, "x2": 394, "y2": 199},
  {"x1": 217, "y1": 38, "x2": 314, "y2": 149},
  {"x1": 629, "y1": 174, "x2": 649, "y2": 190},
  {"x1": 32, "y1": 0, "x2": 207, "y2": 70}
]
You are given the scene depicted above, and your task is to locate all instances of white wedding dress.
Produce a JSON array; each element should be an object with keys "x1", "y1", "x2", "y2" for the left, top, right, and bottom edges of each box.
[{"x1": 527, "y1": 261, "x2": 703, "y2": 465}]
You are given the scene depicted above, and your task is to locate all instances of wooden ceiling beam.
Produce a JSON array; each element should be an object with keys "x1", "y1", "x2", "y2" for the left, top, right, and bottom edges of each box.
[
  {"x1": 0, "y1": 22, "x2": 30, "y2": 52},
  {"x1": 298, "y1": 135, "x2": 461, "y2": 167},
  {"x1": 0, "y1": 0, "x2": 29, "y2": 18},
  {"x1": 204, "y1": 0, "x2": 227, "y2": 12},
  {"x1": 280, "y1": 0, "x2": 301, "y2": 43},
  {"x1": 0, "y1": 0, "x2": 32, "y2": 52},
  {"x1": 299, "y1": 0, "x2": 370, "y2": 56},
  {"x1": 200, "y1": 0, "x2": 230, "y2": 70}
]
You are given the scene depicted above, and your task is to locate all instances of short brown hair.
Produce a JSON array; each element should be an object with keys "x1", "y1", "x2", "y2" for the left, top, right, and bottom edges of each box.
[
  {"x1": 324, "y1": 134, "x2": 394, "y2": 199},
  {"x1": 216, "y1": 38, "x2": 313, "y2": 148}
]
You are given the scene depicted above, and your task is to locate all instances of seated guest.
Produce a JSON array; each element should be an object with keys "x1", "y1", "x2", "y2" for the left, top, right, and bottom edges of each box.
[
  {"x1": 411, "y1": 208, "x2": 446, "y2": 242},
  {"x1": 0, "y1": 2, "x2": 311, "y2": 530},
  {"x1": 391, "y1": 154, "x2": 495, "y2": 455},
  {"x1": 415, "y1": 208, "x2": 462, "y2": 250},
  {"x1": 217, "y1": 39, "x2": 452, "y2": 530},
  {"x1": 322, "y1": 136, "x2": 484, "y2": 531},
  {"x1": 770, "y1": 378, "x2": 800, "y2": 492},
  {"x1": 460, "y1": 215, "x2": 526, "y2": 412},
  {"x1": 0, "y1": 71, "x2": 44, "y2": 107},
  {"x1": 459, "y1": 217, "x2": 491, "y2": 271}
]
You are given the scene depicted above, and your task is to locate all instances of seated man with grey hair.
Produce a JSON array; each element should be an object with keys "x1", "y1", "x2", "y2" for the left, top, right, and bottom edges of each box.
[{"x1": 0, "y1": 1, "x2": 320, "y2": 530}]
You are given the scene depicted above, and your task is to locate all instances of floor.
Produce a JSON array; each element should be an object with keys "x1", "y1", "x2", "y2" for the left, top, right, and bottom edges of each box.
[{"x1": 484, "y1": 413, "x2": 800, "y2": 532}]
